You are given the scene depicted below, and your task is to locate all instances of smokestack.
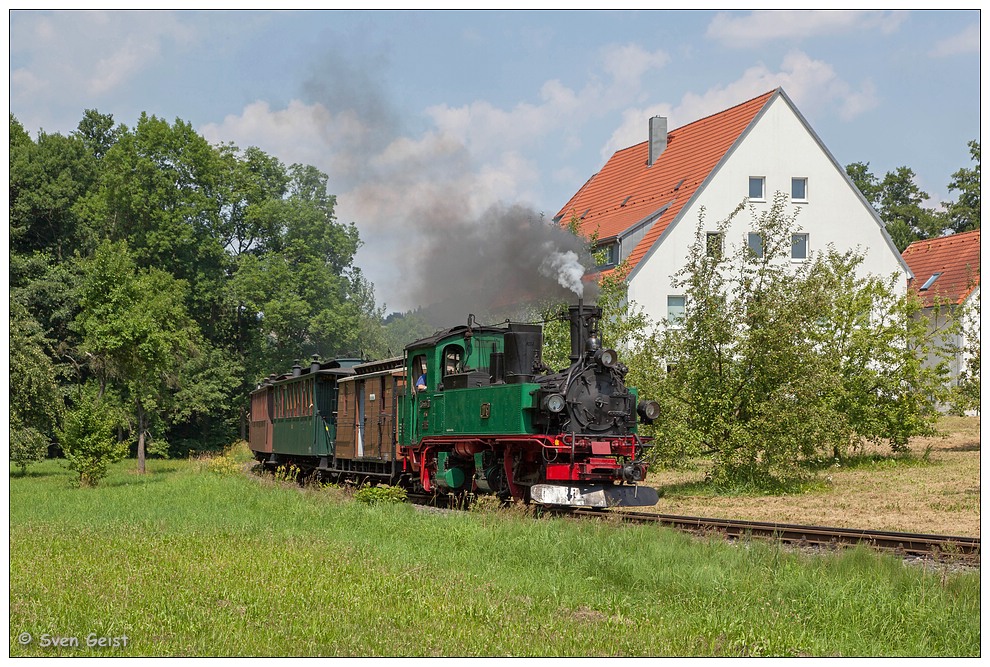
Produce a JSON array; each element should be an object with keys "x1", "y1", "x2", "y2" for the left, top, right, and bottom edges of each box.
[
  {"x1": 648, "y1": 116, "x2": 667, "y2": 166},
  {"x1": 568, "y1": 302, "x2": 603, "y2": 363}
]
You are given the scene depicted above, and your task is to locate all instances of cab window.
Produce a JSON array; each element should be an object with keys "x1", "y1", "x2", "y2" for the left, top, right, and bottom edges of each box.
[
  {"x1": 442, "y1": 344, "x2": 463, "y2": 378},
  {"x1": 412, "y1": 354, "x2": 428, "y2": 391}
]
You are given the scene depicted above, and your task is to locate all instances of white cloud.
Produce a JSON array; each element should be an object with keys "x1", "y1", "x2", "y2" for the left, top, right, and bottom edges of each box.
[
  {"x1": 601, "y1": 50, "x2": 878, "y2": 159},
  {"x1": 707, "y1": 10, "x2": 908, "y2": 48},
  {"x1": 200, "y1": 100, "x2": 340, "y2": 172},
  {"x1": 601, "y1": 43, "x2": 671, "y2": 89},
  {"x1": 929, "y1": 24, "x2": 980, "y2": 57},
  {"x1": 10, "y1": 11, "x2": 198, "y2": 107},
  {"x1": 425, "y1": 41, "x2": 669, "y2": 164}
]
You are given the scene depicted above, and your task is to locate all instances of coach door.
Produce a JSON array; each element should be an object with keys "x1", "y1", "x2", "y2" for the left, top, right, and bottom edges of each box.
[
  {"x1": 249, "y1": 388, "x2": 274, "y2": 454},
  {"x1": 334, "y1": 379, "x2": 356, "y2": 461},
  {"x1": 376, "y1": 375, "x2": 395, "y2": 462},
  {"x1": 361, "y1": 378, "x2": 383, "y2": 460},
  {"x1": 356, "y1": 380, "x2": 367, "y2": 458}
]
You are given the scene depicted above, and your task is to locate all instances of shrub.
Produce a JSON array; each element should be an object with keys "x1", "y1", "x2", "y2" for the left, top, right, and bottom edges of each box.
[
  {"x1": 58, "y1": 384, "x2": 127, "y2": 487},
  {"x1": 354, "y1": 485, "x2": 408, "y2": 505},
  {"x1": 207, "y1": 454, "x2": 241, "y2": 477},
  {"x1": 470, "y1": 494, "x2": 506, "y2": 513}
]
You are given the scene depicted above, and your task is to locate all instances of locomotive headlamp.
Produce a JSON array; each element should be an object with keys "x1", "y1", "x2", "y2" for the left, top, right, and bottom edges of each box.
[
  {"x1": 543, "y1": 393, "x2": 566, "y2": 413},
  {"x1": 594, "y1": 348, "x2": 619, "y2": 369},
  {"x1": 637, "y1": 399, "x2": 661, "y2": 424}
]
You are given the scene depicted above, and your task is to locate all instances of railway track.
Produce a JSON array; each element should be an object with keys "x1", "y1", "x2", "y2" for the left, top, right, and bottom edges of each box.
[
  {"x1": 567, "y1": 508, "x2": 981, "y2": 564},
  {"x1": 409, "y1": 491, "x2": 979, "y2": 564}
]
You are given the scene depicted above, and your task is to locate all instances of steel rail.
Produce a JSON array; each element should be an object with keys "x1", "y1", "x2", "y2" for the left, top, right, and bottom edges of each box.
[{"x1": 567, "y1": 508, "x2": 981, "y2": 562}]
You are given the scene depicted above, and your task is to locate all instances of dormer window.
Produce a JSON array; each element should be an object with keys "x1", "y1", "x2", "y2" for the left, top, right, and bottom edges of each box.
[
  {"x1": 919, "y1": 272, "x2": 943, "y2": 291},
  {"x1": 596, "y1": 242, "x2": 619, "y2": 268}
]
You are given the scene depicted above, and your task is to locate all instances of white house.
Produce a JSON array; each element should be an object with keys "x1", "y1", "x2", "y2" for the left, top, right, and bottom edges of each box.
[
  {"x1": 555, "y1": 88, "x2": 910, "y2": 323},
  {"x1": 901, "y1": 229, "x2": 981, "y2": 404}
]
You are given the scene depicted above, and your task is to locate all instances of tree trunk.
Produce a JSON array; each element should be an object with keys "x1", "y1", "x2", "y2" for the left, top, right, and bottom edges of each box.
[{"x1": 137, "y1": 400, "x2": 147, "y2": 474}]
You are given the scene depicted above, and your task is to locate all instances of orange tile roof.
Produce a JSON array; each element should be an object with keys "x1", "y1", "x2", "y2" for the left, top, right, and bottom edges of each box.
[
  {"x1": 902, "y1": 229, "x2": 981, "y2": 308},
  {"x1": 557, "y1": 89, "x2": 777, "y2": 276}
]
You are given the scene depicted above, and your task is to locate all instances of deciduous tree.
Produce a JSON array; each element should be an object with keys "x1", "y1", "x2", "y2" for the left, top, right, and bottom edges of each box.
[
  {"x1": 59, "y1": 382, "x2": 127, "y2": 486},
  {"x1": 944, "y1": 140, "x2": 980, "y2": 234},
  {"x1": 74, "y1": 240, "x2": 201, "y2": 473},
  {"x1": 9, "y1": 300, "x2": 64, "y2": 474},
  {"x1": 651, "y1": 194, "x2": 953, "y2": 486}
]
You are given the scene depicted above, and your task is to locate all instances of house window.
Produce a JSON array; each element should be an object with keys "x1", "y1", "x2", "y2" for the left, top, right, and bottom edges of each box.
[
  {"x1": 791, "y1": 177, "x2": 808, "y2": 201},
  {"x1": 667, "y1": 295, "x2": 685, "y2": 324},
  {"x1": 747, "y1": 232, "x2": 764, "y2": 258},
  {"x1": 919, "y1": 272, "x2": 942, "y2": 291},
  {"x1": 791, "y1": 233, "x2": 809, "y2": 260},
  {"x1": 749, "y1": 176, "x2": 766, "y2": 201},
  {"x1": 596, "y1": 242, "x2": 619, "y2": 267},
  {"x1": 706, "y1": 232, "x2": 724, "y2": 259}
]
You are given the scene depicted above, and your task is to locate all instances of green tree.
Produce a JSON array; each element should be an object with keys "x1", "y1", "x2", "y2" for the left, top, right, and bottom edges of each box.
[
  {"x1": 845, "y1": 161, "x2": 882, "y2": 209},
  {"x1": 59, "y1": 382, "x2": 127, "y2": 486},
  {"x1": 227, "y1": 162, "x2": 381, "y2": 375},
  {"x1": 73, "y1": 240, "x2": 201, "y2": 473},
  {"x1": 951, "y1": 293, "x2": 981, "y2": 415},
  {"x1": 652, "y1": 195, "x2": 952, "y2": 486},
  {"x1": 652, "y1": 199, "x2": 843, "y2": 484},
  {"x1": 9, "y1": 116, "x2": 99, "y2": 260},
  {"x1": 382, "y1": 309, "x2": 437, "y2": 357},
  {"x1": 879, "y1": 166, "x2": 947, "y2": 249},
  {"x1": 807, "y1": 252, "x2": 952, "y2": 451},
  {"x1": 846, "y1": 162, "x2": 946, "y2": 251},
  {"x1": 74, "y1": 108, "x2": 121, "y2": 160},
  {"x1": 9, "y1": 300, "x2": 64, "y2": 474},
  {"x1": 76, "y1": 113, "x2": 232, "y2": 327},
  {"x1": 944, "y1": 140, "x2": 980, "y2": 233}
]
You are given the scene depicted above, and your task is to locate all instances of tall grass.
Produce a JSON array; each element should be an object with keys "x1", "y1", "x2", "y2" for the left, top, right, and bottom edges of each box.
[{"x1": 9, "y1": 457, "x2": 980, "y2": 656}]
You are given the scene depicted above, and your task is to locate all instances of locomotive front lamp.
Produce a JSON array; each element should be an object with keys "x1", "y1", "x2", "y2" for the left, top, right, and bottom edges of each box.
[
  {"x1": 595, "y1": 348, "x2": 619, "y2": 369},
  {"x1": 543, "y1": 393, "x2": 566, "y2": 413},
  {"x1": 637, "y1": 399, "x2": 661, "y2": 424}
]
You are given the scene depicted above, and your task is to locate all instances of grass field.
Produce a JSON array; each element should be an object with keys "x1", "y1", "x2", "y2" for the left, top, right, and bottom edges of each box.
[
  {"x1": 8, "y1": 444, "x2": 981, "y2": 657},
  {"x1": 648, "y1": 416, "x2": 982, "y2": 537}
]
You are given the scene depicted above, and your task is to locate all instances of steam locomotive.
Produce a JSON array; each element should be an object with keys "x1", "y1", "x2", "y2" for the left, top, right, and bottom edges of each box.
[{"x1": 248, "y1": 303, "x2": 660, "y2": 507}]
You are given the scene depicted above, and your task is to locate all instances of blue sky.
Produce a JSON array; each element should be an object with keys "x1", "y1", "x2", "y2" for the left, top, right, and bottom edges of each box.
[{"x1": 9, "y1": 9, "x2": 982, "y2": 313}]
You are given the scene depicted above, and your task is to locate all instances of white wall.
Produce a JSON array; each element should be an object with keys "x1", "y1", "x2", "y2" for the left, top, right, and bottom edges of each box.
[{"x1": 628, "y1": 94, "x2": 909, "y2": 322}]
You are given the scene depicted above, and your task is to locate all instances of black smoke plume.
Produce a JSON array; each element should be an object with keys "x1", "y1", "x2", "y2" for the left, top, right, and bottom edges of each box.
[{"x1": 397, "y1": 201, "x2": 599, "y2": 326}]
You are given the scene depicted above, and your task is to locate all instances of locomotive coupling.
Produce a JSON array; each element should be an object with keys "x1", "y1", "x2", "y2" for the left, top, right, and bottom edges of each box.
[{"x1": 620, "y1": 462, "x2": 647, "y2": 483}]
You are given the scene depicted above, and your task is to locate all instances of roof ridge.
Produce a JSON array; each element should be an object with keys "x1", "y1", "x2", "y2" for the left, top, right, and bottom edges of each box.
[
  {"x1": 666, "y1": 88, "x2": 777, "y2": 135},
  {"x1": 609, "y1": 88, "x2": 778, "y2": 155},
  {"x1": 904, "y1": 229, "x2": 981, "y2": 253}
]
